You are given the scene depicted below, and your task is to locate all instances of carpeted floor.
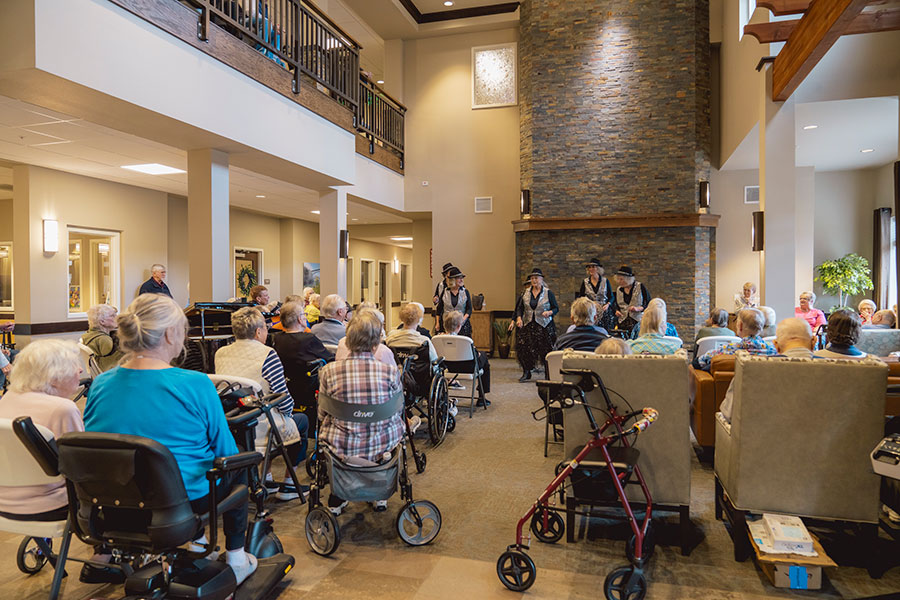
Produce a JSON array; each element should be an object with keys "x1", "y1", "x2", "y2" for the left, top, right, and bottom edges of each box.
[{"x1": 2, "y1": 358, "x2": 900, "y2": 598}]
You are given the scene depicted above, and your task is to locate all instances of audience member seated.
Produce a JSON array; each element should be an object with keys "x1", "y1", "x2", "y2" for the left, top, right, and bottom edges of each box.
[
  {"x1": 629, "y1": 298, "x2": 678, "y2": 339},
  {"x1": 0, "y1": 339, "x2": 120, "y2": 584},
  {"x1": 336, "y1": 307, "x2": 396, "y2": 368},
  {"x1": 437, "y1": 310, "x2": 491, "y2": 405},
  {"x1": 311, "y1": 294, "x2": 348, "y2": 345},
  {"x1": 734, "y1": 281, "x2": 759, "y2": 311},
  {"x1": 84, "y1": 294, "x2": 258, "y2": 584},
  {"x1": 814, "y1": 308, "x2": 867, "y2": 360},
  {"x1": 695, "y1": 307, "x2": 735, "y2": 343},
  {"x1": 215, "y1": 307, "x2": 309, "y2": 501},
  {"x1": 271, "y1": 294, "x2": 309, "y2": 332},
  {"x1": 385, "y1": 303, "x2": 439, "y2": 362},
  {"x1": 305, "y1": 293, "x2": 321, "y2": 326},
  {"x1": 759, "y1": 306, "x2": 777, "y2": 337},
  {"x1": 554, "y1": 297, "x2": 609, "y2": 351},
  {"x1": 864, "y1": 309, "x2": 896, "y2": 329},
  {"x1": 629, "y1": 302, "x2": 681, "y2": 355},
  {"x1": 273, "y1": 301, "x2": 333, "y2": 411},
  {"x1": 795, "y1": 291, "x2": 826, "y2": 332},
  {"x1": 719, "y1": 318, "x2": 814, "y2": 424},
  {"x1": 859, "y1": 299, "x2": 877, "y2": 326},
  {"x1": 596, "y1": 337, "x2": 633, "y2": 355},
  {"x1": 318, "y1": 311, "x2": 405, "y2": 515},
  {"x1": 696, "y1": 308, "x2": 777, "y2": 371},
  {"x1": 394, "y1": 301, "x2": 432, "y2": 338},
  {"x1": 249, "y1": 284, "x2": 279, "y2": 313},
  {"x1": 82, "y1": 304, "x2": 126, "y2": 372}
]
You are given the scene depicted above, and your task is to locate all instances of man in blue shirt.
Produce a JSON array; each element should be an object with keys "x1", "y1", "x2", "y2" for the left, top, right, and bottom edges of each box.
[{"x1": 138, "y1": 264, "x2": 172, "y2": 298}]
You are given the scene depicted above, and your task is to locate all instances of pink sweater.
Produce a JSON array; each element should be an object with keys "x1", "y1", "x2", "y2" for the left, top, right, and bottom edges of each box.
[
  {"x1": 0, "y1": 391, "x2": 84, "y2": 515},
  {"x1": 795, "y1": 307, "x2": 827, "y2": 331}
]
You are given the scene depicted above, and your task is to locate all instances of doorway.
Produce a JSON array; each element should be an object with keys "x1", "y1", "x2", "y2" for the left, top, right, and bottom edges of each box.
[
  {"x1": 378, "y1": 261, "x2": 388, "y2": 312},
  {"x1": 360, "y1": 259, "x2": 373, "y2": 303},
  {"x1": 234, "y1": 248, "x2": 262, "y2": 299}
]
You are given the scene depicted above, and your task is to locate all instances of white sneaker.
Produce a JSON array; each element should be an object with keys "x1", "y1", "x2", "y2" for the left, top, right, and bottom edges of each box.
[
  {"x1": 883, "y1": 504, "x2": 900, "y2": 523},
  {"x1": 448, "y1": 402, "x2": 458, "y2": 417},
  {"x1": 372, "y1": 500, "x2": 388, "y2": 512},
  {"x1": 448, "y1": 381, "x2": 464, "y2": 389},
  {"x1": 329, "y1": 500, "x2": 349, "y2": 516},
  {"x1": 409, "y1": 416, "x2": 422, "y2": 433}
]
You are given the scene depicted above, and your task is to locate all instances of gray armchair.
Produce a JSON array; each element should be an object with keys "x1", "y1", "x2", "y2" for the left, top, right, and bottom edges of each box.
[
  {"x1": 714, "y1": 352, "x2": 887, "y2": 561},
  {"x1": 560, "y1": 350, "x2": 693, "y2": 554}
]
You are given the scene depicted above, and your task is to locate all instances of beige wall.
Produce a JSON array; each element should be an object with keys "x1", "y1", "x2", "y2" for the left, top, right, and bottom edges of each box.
[
  {"x1": 230, "y1": 208, "x2": 282, "y2": 300},
  {"x1": 0, "y1": 199, "x2": 12, "y2": 240},
  {"x1": 347, "y1": 239, "x2": 412, "y2": 329},
  {"x1": 167, "y1": 195, "x2": 189, "y2": 306},
  {"x1": 403, "y1": 28, "x2": 520, "y2": 311},
  {"x1": 711, "y1": 169, "x2": 760, "y2": 311},
  {"x1": 12, "y1": 165, "x2": 168, "y2": 326},
  {"x1": 279, "y1": 217, "x2": 319, "y2": 300}
]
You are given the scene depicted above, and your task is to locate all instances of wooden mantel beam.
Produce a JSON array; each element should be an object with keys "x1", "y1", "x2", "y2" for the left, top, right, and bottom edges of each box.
[
  {"x1": 772, "y1": 0, "x2": 869, "y2": 101},
  {"x1": 745, "y1": 8, "x2": 900, "y2": 43}
]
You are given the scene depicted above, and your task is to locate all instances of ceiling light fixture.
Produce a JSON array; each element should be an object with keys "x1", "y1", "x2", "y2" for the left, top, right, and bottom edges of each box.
[
  {"x1": 802, "y1": 125, "x2": 818, "y2": 130},
  {"x1": 390, "y1": 236, "x2": 414, "y2": 241},
  {"x1": 861, "y1": 148, "x2": 875, "y2": 153},
  {"x1": 255, "y1": 194, "x2": 266, "y2": 198},
  {"x1": 121, "y1": 163, "x2": 186, "y2": 175},
  {"x1": 377, "y1": 80, "x2": 384, "y2": 84},
  {"x1": 444, "y1": 1, "x2": 454, "y2": 5},
  {"x1": 311, "y1": 210, "x2": 321, "y2": 215}
]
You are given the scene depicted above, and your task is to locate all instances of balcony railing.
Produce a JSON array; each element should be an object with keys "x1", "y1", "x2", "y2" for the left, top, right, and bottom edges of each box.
[{"x1": 358, "y1": 75, "x2": 406, "y2": 164}]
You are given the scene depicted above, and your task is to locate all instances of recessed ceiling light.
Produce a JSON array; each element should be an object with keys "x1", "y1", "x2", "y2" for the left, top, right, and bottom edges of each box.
[
  {"x1": 352, "y1": 218, "x2": 358, "y2": 221},
  {"x1": 444, "y1": 1, "x2": 453, "y2": 5},
  {"x1": 802, "y1": 125, "x2": 818, "y2": 130},
  {"x1": 121, "y1": 163, "x2": 186, "y2": 175},
  {"x1": 390, "y1": 236, "x2": 414, "y2": 241},
  {"x1": 255, "y1": 194, "x2": 266, "y2": 198},
  {"x1": 311, "y1": 210, "x2": 321, "y2": 214},
  {"x1": 861, "y1": 148, "x2": 875, "y2": 153},
  {"x1": 377, "y1": 80, "x2": 384, "y2": 84}
]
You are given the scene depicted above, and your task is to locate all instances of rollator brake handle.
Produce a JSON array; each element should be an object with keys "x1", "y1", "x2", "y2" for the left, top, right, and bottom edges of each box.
[{"x1": 630, "y1": 408, "x2": 659, "y2": 435}]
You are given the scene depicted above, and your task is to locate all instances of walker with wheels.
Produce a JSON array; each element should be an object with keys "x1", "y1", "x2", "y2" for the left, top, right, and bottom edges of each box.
[{"x1": 496, "y1": 369, "x2": 658, "y2": 599}]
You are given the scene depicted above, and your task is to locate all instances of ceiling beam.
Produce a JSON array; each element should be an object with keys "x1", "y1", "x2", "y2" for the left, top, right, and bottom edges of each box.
[
  {"x1": 745, "y1": 8, "x2": 900, "y2": 42},
  {"x1": 772, "y1": 0, "x2": 869, "y2": 101},
  {"x1": 397, "y1": 0, "x2": 519, "y2": 25},
  {"x1": 757, "y1": 0, "x2": 892, "y2": 16}
]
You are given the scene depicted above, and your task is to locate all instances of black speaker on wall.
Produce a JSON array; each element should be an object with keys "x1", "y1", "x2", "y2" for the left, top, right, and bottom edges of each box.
[
  {"x1": 751, "y1": 211, "x2": 764, "y2": 252},
  {"x1": 699, "y1": 181, "x2": 710, "y2": 209},
  {"x1": 520, "y1": 189, "x2": 531, "y2": 217}
]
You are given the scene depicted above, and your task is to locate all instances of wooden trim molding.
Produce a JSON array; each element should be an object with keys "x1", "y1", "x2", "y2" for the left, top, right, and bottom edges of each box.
[
  {"x1": 398, "y1": 0, "x2": 519, "y2": 24},
  {"x1": 355, "y1": 135, "x2": 403, "y2": 174},
  {"x1": 14, "y1": 321, "x2": 89, "y2": 335},
  {"x1": 512, "y1": 214, "x2": 720, "y2": 233}
]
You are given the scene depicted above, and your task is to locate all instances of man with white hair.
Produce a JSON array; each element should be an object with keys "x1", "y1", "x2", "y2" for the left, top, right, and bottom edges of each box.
[
  {"x1": 138, "y1": 263, "x2": 172, "y2": 298},
  {"x1": 311, "y1": 294, "x2": 348, "y2": 345},
  {"x1": 719, "y1": 318, "x2": 814, "y2": 423}
]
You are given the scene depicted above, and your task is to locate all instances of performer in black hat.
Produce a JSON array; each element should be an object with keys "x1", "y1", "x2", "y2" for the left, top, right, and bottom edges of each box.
[
  {"x1": 432, "y1": 262, "x2": 456, "y2": 306},
  {"x1": 435, "y1": 266, "x2": 472, "y2": 337},
  {"x1": 514, "y1": 268, "x2": 559, "y2": 382},
  {"x1": 575, "y1": 258, "x2": 615, "y2": 331},
  {"x1": 610, "y1": 266, "x2": 651, "y2": 336}
]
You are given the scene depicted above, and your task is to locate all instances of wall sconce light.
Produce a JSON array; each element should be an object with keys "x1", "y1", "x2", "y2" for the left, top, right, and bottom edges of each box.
[
  {"x1": 699, "y1": 181, "x2": 710, "y2": 210},
  {"x1": 43, "y1": 219, "x2": 59, "y2": 253},
  {"x1": 339, "y1": 230, "x2": 349, "y2": 259},
  {"x1": 393, "y1": 258, "x2": 400, "y2": 274},
  {"x1": 751, "y1": 211, "x2": 764, "y2": 251},
  {"x1": 520, "y1": 189, "x2": 531, "y2": 217}
]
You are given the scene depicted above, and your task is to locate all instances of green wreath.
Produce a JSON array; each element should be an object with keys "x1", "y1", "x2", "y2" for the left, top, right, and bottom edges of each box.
[{"x1": 237, "y1": 265, "x2": 258, "y2": 297}]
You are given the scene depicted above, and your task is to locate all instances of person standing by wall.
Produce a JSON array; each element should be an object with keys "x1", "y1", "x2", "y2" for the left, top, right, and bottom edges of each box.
[
  {"x1": 576, "y1": 258, "x2": 615, "y2": 331},
  {"x1": 138, "y1": 264, "x2": 172, "y2": 298},
  {"x1": 610, "y1": 266, "x2": 650, "y2": 337},
  {"x1": 515, "y1": 268, "x2": 559, "y2": 382},
  {"x1": 435, "y1": 267, "x2": 472, "y2": 337}
]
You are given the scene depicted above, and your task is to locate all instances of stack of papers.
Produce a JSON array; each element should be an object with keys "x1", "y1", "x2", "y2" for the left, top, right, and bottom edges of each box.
[{"x1": 748, "y1": 520, "x2": 818, "y2": 557}]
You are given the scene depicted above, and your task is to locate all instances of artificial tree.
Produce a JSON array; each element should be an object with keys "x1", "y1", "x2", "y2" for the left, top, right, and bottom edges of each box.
[{"x1": 814, "y1": 253, "x2": 874, "y2": 310}]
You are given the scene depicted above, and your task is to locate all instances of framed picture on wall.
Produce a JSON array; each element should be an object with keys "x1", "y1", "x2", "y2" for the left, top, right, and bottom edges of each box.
[
  {"x1": 472, "y1": 42, "x2": 517, "y2": 109},
  {"x1": 304, "y1": 263, "x2": 320, "y2": 294}
]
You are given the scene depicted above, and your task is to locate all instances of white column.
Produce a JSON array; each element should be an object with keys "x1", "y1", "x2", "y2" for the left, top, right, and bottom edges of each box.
[
  {"x1": 318, "y1": 188, "x2": 347, "y2": 299},
  {"x1": 188, "y1": 149, "x2": 230, "y2": 302},
  {"x1": 794, "y1": 167, "x2": 816, "y2": 298}
]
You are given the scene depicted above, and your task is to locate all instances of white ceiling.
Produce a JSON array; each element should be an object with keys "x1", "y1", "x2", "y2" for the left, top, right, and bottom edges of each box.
[
  {"x1": 722, "y1": 96, "x2": 899, "y2": 172},
  {"x1": 326, "y1": 0, "x2": 386, "y2": 81},
  {"x1": 0, "y1": 95, "x2": 411, "y2": 226}
]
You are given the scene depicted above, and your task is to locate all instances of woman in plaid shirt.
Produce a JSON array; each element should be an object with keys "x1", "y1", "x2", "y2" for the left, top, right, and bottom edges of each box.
[{"x1": 318, "y1": 310, "x2": 405, "y2": 513}]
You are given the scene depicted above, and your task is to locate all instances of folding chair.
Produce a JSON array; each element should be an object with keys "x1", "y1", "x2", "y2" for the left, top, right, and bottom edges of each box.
[{"x1": 432, "y1": 335, "x2": 484, "y2": 418}]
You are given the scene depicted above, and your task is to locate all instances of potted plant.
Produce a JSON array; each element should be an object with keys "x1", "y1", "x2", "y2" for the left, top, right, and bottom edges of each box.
[
  {"x1": 493, "y1": 319, "x2": 513, "y2": 359},
  {"x1": 814, "y1": 253, "x2": 874, "y2": 310}
]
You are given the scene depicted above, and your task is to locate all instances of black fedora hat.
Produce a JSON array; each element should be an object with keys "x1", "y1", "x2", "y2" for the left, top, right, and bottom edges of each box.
[
  {"x1": 615, "y1": 266, "x2": 635, "y2": 277},
  {"x1": 584, "y1": 258, "x2": 603, "y2": 268},
  {"x1": 446, "y1": 266, "x2": 465, "y2": 278},
  {"x1": 527, "y1": 267, "x2": 544, "y2": 278},
  {"x1": 441, "y1": 262, "x2": 455, "y2": 274}
]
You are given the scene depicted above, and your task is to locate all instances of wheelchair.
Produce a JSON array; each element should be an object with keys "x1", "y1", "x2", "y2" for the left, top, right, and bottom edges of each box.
[
  {"x1": 389, "y1": 343, "x2": 454, "y2": 449},
  {"x1": 304, "y1": 390, "x2": 442, "y2": 556},
  {"x1": 13, "y1": 416, "x2": 295, "y2": 600}
]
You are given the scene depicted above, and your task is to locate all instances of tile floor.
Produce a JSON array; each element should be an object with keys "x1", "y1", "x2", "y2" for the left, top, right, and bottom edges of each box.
[{"x1": 2, "y1": 359, "x2": 900, "y2": 599}]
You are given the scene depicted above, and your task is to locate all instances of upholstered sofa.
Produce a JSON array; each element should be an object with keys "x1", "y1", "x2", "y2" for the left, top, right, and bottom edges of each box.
[
  {"x1": 690, "y1": 354, "x2": 737, "y2": 449},
  {"x1": 560, "y1": 350, "x2": 692, "y2": 554},
  {"x1": 857, "y1": 329, "x2": 900, "y2": 357},
  {"x1": 714, "y1": 352, "x2": 887, "y2": 561}
]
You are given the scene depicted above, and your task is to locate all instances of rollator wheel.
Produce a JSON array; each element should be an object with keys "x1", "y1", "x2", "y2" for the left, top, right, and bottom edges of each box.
[
  {"x1": 446, "y1": 413, "x2": 456, "y2": 433},
  {"x1": 428, "y1": 377, "x2": 450, "y2": 445},
  {"x1": 496, "y1": 550, "x2": 536, "y2": 592},
  {"x1": 603, "y1": 566, "x2": 647, "y2": 600},
  {"x1": 396, "y1": 500, "x2": 442, "y2": 546},
  {"x1": 17, "y1": 537, "x2": 50, "y2": 574},
  {"x1": 530, "y1": 507, "x2": 564, "y2": 544},
  {"x1": 415, "y1": 452, "x2": 427, "y2": 474},
  {"x1": 625, "y1": 527, "x2": 655, "y2": 566},
  {"x1": 305, "y1": 507, "x2": 341, "y2": 556}
]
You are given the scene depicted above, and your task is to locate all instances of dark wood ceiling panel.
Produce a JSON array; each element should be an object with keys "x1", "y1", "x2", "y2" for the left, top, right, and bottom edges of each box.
[{"x1": 398, "y1": 0, "x2": 519, "y2": 24}]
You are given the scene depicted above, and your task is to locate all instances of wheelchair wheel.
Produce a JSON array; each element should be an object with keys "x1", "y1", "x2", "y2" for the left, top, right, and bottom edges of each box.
[
  {"x1": 530, "y1": 507, "x2": 564, "y2": 544},
  {"x1": 427, "y1": 376, "x2": 449, "y2": 445},
  {"x1": 604, "y1": 566, "x2": 646, "y2": 600},
  {"x1": 17, "y1": 537, "x2": 50, "y2": 574},
  {"x1": 305, "y1": 507, "x2": 341, "y2": 556},
  {"x1": 396, "y1": 500, "x2": 441, "y2": 546},
  {"x1": 496, "y1": 550, "x2": 536, "y2": 592}
]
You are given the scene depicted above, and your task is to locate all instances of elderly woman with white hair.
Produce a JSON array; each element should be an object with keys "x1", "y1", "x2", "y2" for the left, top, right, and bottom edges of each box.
[
  {"x1": 610, "y1": 266, "x2": 651, "y2": 336},
  {"x1": 337, "y1": 307, "x2": 396, "y2": 368},
  {"x1": 795, "y1": 291, "x2": 826, "y2": 333},
  {"x1": 628, "y1": 303, "x2": 682, "y2": 355},
  {"x1": 82, "y1": 304, "x2": 126, "y2": 372},
  {"x1": 734, "y1": 281, "x2": 759, "y2": 311},
  {"x1": 85, "y1": 295, "x2": 258, "y2": 585},
  {"x1": 628, "y1": 298, "x2": 678, "y2": 339},
  {"x1": 515, "y1": 268, "x2": 559, "y2": 382},
  {"x1": 858, "y1": 299, "x2": 877, "y2": 326}
]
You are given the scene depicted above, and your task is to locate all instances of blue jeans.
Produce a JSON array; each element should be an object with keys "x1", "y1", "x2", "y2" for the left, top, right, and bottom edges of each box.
[{"x1": 285, "y1": 412, "x2": 309, "y2": 467}]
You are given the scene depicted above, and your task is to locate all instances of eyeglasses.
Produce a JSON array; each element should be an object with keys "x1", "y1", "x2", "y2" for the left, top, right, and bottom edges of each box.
[{"x1": 799, "y1": 296, "x2": 811, "y2": 301}]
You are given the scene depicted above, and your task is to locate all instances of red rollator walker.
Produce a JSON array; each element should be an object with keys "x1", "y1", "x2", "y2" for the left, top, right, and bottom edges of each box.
[{"x1": 496, "y1": 368, "x2": 659, "y2": 599}]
